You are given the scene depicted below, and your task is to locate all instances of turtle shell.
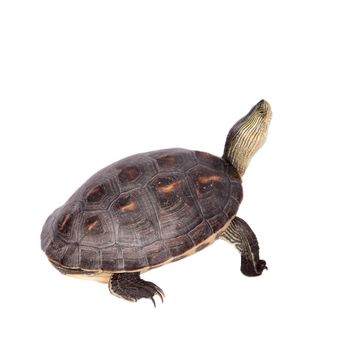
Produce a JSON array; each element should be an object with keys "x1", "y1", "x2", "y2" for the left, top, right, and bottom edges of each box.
[{"x1": 41, "y1": 148, "x2": 242, "y2": 272}]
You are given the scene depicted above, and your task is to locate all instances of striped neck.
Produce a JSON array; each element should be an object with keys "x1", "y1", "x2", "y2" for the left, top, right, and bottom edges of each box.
[{"x1": 223, "y1": 100, "x2": 272, "y2": 177}]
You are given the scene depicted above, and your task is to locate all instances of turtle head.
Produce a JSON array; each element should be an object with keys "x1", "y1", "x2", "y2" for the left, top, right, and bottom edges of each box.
[{"x1": 223, "y1": 100, "x2": 272, "y2": 177}]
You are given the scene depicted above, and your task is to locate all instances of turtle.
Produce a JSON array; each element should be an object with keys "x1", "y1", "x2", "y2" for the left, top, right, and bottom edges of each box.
[{"x1": 41, "y1": 99, "x2": 272, "y2": 305}]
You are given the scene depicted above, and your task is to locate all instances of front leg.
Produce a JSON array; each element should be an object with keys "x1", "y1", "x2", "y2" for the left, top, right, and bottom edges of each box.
[{"x1": 221, "y1": 216, "x2": 267, "y2": 276}]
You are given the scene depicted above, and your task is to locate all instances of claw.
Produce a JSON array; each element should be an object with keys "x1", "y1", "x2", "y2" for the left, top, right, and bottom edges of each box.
[
  {"x1": 155, "y1": 286, "x2": 165, "y2": 303},
  {"x1": 155, "y1": 290, "x2": 163, "y2": 303},
  {"x1": 150, "y1": 296, "x2": 156, "y2": 308},
  {"x1": 148, "y1": 285, "x2": 165, "y2": 306}
]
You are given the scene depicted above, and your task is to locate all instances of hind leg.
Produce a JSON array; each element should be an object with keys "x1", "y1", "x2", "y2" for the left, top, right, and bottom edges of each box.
[{"x1": 108, "y1": 272, "x2": 165, "y2": 306}]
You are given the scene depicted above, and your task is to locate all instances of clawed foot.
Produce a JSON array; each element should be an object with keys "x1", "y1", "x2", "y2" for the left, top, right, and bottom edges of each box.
[
  {"x1": 241, "y1": 256, "x2": 268, "y2": 276},
  {"x1": 109, "y1": 272, "x2": 165, "y2": 307}
]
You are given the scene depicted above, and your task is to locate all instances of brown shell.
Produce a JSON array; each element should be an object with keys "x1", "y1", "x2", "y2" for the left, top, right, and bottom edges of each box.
[{"x1": 41, "y1": 148, "x2": 242, "y2": 272}]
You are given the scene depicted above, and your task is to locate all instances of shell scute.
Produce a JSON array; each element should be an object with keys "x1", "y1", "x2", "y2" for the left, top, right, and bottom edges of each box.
[
  {"x1": 143, "y1": 240, "x2": 171, "y2": 266},
  {"x1": 69, "y1": 176, "x2": 119, "y2": 211},
  {"x1": 187, "y1": 220, "x2": 213, "y2": 245},
  {"x1": 45, "y1": 238, "x2": 68, "y2": 264},
  {"x1": 150, "y1": 175, "x2": 181, "y2": 209},
  {"x1": 195, "y1": 150, "x2": 225, "y2": 171},
  {"x1": 111, "y1": 188, "x2": 160, "y2": 247},
  {"x1": 101, "y1": 246, "x2": 123, "y2": 271},
  {"x1": 86, "y1": 184, "x2": 106, "y2": 203},
  {"x1": 121, "y1": 246, "x2": 148, "y2": 270},
  {"x1": 149, "y1": 148, "x2": 197, "y2": 171},
  {"x1": 61, "y1": 244, "x2": 79, "y2": 268},
  {"x1": 149, "y1": 173, "x2": 204, "y2": 240},
  {"x1": 53, "y1": 201, "x2": 84, "y2": 244},
  {"x1": 109, "y1": 155, "x2": 158, "y2": 192},
  {"x1": 79, "y1": 247, "x2": 100, "y2": 270},
  {"x1": 79, "y1": 212, "x2": 115, "y2": 248},
  {"x1": 165, "y1": 235, "x2": 195, "y2": 257},
  {"x1": 223, "y1": 182, "x2": 243, "y2": 218},
  {"x1": 207, "y1": 212, "x2": 229, "y2": 232},
  {"x1": 188, "y1": 165, "x2": 230, "y2": 218},
  {"x1": 118, "y1": 166, "x2": 140, "y2": 183}
]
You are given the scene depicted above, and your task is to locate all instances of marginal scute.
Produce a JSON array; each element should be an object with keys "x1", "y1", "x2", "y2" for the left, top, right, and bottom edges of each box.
[
  {"x1": 80, "y1": 248, "x2": 100, "y2": 270},
  {"x1": 61, "y1": 244, "x2": 79, "y2": 268},
  {"x1": 207, "y1": 212, "x2": 228, "y2": 232},
  {"x1": 226, "y1": 164, "x2": 241, "y2": 183},
  {"x1": 166, "y1": 235, "x2": 194, "y2": 257},
  {"x1": 121, "y1": 246, "x2": 147, "y2": 270},
  {"x1": 187, "y1": 220, "x2": 213, "y2": 245},
  {"x1": 195, "y1": 241, "x2": 211, "y2": 252},
  {"x1": 223, "y1": 183, "x2": 243, "y2": 218},
  {"x1": 45, "y1": 238, "x2": 67, "y2": 263},
  {"x1": 143, "y1": 241, "x2": 171, "y2": 266},
  {"x1": 101, "y1": 246, "x2": 122, "y2": 270}
]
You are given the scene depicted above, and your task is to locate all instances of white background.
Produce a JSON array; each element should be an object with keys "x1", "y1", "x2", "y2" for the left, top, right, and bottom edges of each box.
[{"x1": 1, "y1": 1, "x2": 349, "y2": 349}]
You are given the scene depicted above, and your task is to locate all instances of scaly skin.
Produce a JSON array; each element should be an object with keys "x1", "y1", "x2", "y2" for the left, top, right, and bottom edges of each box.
[{"x1": 223, "y1": 100, "x2": 272, "y2": 177}]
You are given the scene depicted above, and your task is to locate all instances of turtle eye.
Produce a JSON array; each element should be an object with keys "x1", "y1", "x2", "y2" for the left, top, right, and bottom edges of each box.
[{"x1": 257, "y1": 107, "x2": 266, "y2": 116}]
